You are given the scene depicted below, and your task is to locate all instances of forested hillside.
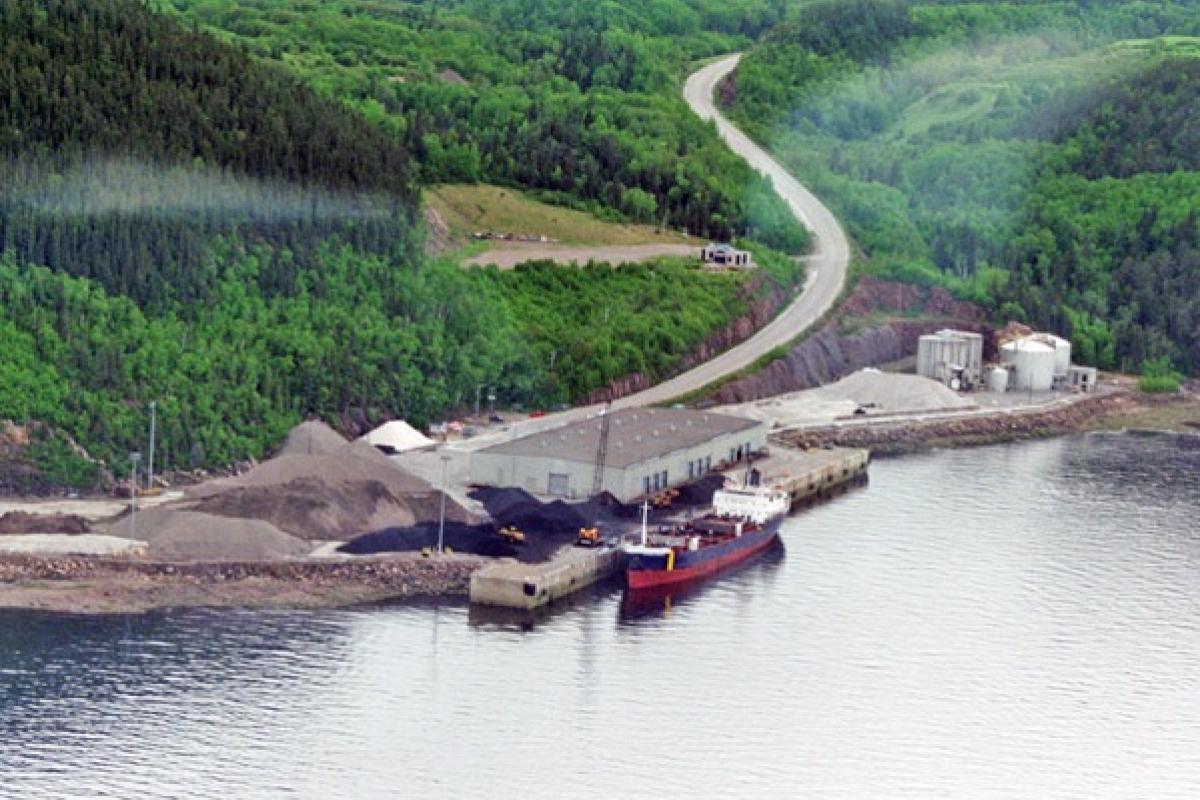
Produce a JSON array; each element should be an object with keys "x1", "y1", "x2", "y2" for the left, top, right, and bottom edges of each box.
[
  {"x1": 0, "y1": 0, "x2": 417, "y2": 307},
  {"x1": 163, "y1": 0, "x2": 810, "y2": 252},
  {"x1": 726, "y1": 0, "x2": 1200, "y2": 373},
  {"x1": 1, "y1": 0, "x2": 789, "y2": 483}
]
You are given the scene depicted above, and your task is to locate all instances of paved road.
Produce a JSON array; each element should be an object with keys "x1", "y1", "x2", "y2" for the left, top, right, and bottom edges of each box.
[
  {"x1": 611, "y1": 53, "x2": 850, "y2": 407},
  {"x1": 428, "y1": 53, "x2": 849, "y2": 461}
]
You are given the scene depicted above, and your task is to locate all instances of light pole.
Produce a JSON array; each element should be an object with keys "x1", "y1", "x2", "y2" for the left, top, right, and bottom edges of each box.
[
  {"x1": 437, "y1": 454, "x2": 451, "y2": 554},
  {"x1": 129, "y1": 451, "x2": 142, "y2": 539},
  {"x1": 146, "y1": 401, "x2": 157, "y2": 491},
  {"x1": 474, "y1": 383, "x2": 483, "y2": 419}
]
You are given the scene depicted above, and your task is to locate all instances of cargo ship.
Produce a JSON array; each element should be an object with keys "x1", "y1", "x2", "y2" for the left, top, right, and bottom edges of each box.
[{"x1": 622, "y1": 484, "x2": 790, "y2": 590}]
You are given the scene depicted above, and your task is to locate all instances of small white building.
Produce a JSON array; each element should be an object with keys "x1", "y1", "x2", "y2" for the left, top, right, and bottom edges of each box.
[
  {"x1": 469, "y1": 407, "x2": 767, "y2": 502},
  {"x1": 700, "y1": 243, "x2": 753, "y2": 268}
]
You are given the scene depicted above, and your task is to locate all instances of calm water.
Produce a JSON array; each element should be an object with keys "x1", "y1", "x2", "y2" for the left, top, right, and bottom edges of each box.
[{"x1": 2, "y1": 433, "x2": 1198, "y2": 799}]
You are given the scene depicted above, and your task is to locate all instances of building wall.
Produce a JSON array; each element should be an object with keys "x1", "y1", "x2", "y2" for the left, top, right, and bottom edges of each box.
[
  {"x1": 469, "y1": 423, "x2": 767, "y2": 502},
  {"x1": 615, "y1": 425, "x2": 767, "y2": 501}
]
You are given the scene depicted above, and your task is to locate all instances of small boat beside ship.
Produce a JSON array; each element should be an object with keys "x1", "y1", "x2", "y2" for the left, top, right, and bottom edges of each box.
[{"x1": 622, "y1": 483, "x2": 790, "y2": 590}]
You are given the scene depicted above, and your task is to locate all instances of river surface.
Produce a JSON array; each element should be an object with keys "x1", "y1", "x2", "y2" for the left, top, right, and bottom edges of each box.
[{"x1": 2, "y1": 433, "x2": 1198, "y2": 799}]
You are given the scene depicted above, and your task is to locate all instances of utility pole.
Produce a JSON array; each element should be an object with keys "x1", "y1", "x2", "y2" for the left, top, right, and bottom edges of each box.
[
  {"x1": 146, "y1": 401, "x2": 157, "y2": 491},
  {"x1": 129, "y1": 451, "x2": 141, "y2": 539},
  {"x1": 438, "y1": 453, "x2": 451, "y2": 554}
]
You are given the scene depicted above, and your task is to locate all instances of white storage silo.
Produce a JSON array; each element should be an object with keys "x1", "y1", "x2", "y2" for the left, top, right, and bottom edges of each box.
[
  {"x1": 1005, "y1": 339, "x2": 1056, "y2": 393},
  {"x1": 988, "y1": 366, "x2": 1009, "y2": 394},
  {"x1": 1049, "y1": 335, "x2": 1071, "y2": 376},
  {"x1": 918, "y1": 329, "x2": 984, "y2": 387}
]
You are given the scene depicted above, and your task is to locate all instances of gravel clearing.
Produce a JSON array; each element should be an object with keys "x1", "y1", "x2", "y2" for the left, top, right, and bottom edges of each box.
[
  {"x1": 97, "y1": 507, "x2": 309, "y2": 561},
  {"x1": 0, "y1": 534, "x2": 147, "y2": 557},
  {"x1": 463, "y1": 243, "x2": 698, "y2": 269},
  {"x1": 720, "y1": 368, "x2": 976, "y2": 427}
]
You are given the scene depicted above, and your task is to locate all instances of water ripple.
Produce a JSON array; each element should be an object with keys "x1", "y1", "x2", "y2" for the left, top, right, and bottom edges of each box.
[{"x1": 1, "y1": 434, "x2": 1198, "y2": 798}]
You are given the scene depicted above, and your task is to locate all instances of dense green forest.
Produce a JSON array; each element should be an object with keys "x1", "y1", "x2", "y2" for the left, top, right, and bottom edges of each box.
[
  {"x1": 0, "y1": 0, "x2": 418, "y2": 308},
  {"x1": 6, "y1": 0, "x2": 1197, "y2": 487},
  {"x1": 0, "y1": 0, "x2": 792, "y2": 483},
  {"x1": 726, "y1": 0, "x2": 1200, "y2": 373},
  {"x1": 162, "y1": 0, "x2": 810, "y2": 252}
]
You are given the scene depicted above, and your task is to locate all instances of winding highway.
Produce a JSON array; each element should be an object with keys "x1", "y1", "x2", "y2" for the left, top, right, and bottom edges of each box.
[
  {"x1": 613, "y1": 52, "x2": 851, "y2": 407},
  {"x1": 421, "y1": 53, "x2": 851, "y2": 477}
]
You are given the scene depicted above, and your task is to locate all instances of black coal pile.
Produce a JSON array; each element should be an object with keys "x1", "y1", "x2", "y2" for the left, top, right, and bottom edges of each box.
[{"x1": 339, "y1": 522, "x2": 525, "y2": 559}]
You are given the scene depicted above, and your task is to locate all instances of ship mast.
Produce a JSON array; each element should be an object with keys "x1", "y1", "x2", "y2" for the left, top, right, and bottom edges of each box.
[{"x1": 640, "y1": 499, "x2": 650, "y2": 547}]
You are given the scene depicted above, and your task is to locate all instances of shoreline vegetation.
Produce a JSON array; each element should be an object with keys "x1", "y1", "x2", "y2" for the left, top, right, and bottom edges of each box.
[{"x1": 2, "y1": 386, "x2": 1195, "y2": 616}]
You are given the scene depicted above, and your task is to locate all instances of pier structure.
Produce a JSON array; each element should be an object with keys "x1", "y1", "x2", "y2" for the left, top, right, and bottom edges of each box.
[
  {"x1": 724, "y1": 443, "x2": 869, "y2": 508},
  {"x1": 469, "y1": 545, "x2": 623, "y2": 610}
]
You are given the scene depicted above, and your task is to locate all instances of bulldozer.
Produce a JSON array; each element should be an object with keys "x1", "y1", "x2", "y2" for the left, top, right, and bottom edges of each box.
[
  {"x1": 497, "y1": 526, "x2": 526, "y2": 545},
  {"x1": 576, "y1": 526, "x2": 603, "y2": 548},
  {"x1": 651, "y1": 488, "x2": 680, "y2": 509}
]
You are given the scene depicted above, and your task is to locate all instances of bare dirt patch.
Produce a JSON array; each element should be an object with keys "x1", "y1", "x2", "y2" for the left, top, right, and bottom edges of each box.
[{"x1": 464, "y1": 242, "x2": 698, "y2": 269}]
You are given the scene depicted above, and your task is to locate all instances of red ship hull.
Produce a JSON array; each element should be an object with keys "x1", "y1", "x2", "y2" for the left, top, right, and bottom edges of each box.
[{"x1": 625, "y1": 525, "x2": 779, "y2": 590}]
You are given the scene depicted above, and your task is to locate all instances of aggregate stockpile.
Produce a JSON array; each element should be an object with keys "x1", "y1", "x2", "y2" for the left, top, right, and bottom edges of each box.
[
  {"x1": 342, "y1": 476, "x2": 728, "y2": 564},
  {"x1": 722, "y1": 369, "x2": 975, "y2": 428},
  {"x1": 93, "y1": 421, "x2": 476, "y2": 561}
]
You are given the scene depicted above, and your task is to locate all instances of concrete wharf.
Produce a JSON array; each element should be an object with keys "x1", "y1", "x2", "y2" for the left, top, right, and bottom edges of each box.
[
  {"x1": 469, "y1": 545, "x2": 623, "y2": 610},
  {"x1": 724, "y1": 443, "x2": 870, "y2": 508},
  {"x1": 469, "y1": 443, "x2": 869, "y2": 610}
]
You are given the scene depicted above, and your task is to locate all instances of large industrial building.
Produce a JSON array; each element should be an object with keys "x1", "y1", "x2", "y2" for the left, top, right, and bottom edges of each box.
[{"x1": 469, "y1": 407, "x2": 767, "y2": 502}]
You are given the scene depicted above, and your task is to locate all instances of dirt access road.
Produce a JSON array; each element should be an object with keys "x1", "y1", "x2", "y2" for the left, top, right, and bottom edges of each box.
[
  {"x1": 464, "y1": 242, "x2": 698, "y2": 269},
  {"x1": 432, "y1": 53, "x2": 850, "y2": 464}
]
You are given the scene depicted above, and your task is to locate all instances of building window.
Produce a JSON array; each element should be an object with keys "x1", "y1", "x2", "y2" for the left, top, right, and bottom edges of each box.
[
  {"x1": 548, "y1": 473, "x2": 570, "y2": 497},
  {"x1": 643, "y1": 476, "x2": 651, "y2": 495},
  {"x1": 688, "y1": 461, "x2": 694, "y2": 480},
  {"x1": 705, "y1": 456, "x2": 711, "y2": 472},
  {"x1": 660, "y1": 470, "x2": 668, "y2": 487}
]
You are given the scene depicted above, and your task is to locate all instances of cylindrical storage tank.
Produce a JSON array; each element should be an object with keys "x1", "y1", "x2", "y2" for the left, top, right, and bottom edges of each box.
[
  {"x1": 1010, "y1": 340, "x2": 1055, "y2": 392},
  {"x1": 1049, "y1": 335, "x2": 1071, "y2": 376},
  {"x1": 988, "y1": 366, "x2": 1009, "y2": 393}
]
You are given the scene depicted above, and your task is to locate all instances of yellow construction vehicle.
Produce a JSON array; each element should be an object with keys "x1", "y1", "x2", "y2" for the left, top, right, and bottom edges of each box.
[
  {"x1": 651, "y1": 488, "x2": 680, "y2": 508},
  {"x1": 497, "y1": 526, "x2": 526, "y2": 545},
  {"x1": 576, "y1": 526, "x2": 602, "y2": 548}
]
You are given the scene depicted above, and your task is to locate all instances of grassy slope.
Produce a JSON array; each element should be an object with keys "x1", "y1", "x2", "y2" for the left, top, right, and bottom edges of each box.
[{"x1": 426, "y1": 184, "x2": 693, "y2": 247}]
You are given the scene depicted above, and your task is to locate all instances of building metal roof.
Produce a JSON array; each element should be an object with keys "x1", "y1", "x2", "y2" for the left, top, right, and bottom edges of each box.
[{"x1": 475, "y1": 408, "x2": 762, "y2": 469}]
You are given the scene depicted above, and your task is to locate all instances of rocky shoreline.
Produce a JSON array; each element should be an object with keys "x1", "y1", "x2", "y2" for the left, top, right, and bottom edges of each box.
[
  {"x1": 3, "y1": 385, "x2": 1196, "y2": 615},
  {"x1": 778, "y1": 386, "x2": 1199, "y2": 455},
  {"x1": 0, "y1": 553, "x2": 482, "y2": 614}
]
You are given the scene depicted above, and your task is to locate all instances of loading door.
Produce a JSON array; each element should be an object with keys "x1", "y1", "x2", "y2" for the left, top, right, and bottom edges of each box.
[{"x1": 548, "y1": 472, "x2": 570, "y2": 497}]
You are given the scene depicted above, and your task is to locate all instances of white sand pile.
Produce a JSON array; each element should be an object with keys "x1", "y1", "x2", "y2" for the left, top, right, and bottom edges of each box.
[
  {"x1": 276, "y1": 420, "x2": 349, "y2": 457},
  {"x1": 721, "y1": 369, "x2": 976, "y2": 427},
  {"x1": 360, "y1": 420, "x2": 434, "y2": 452},
  {"x1": 98, "y1": 507, "x2": 309, "y2": 561}
]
